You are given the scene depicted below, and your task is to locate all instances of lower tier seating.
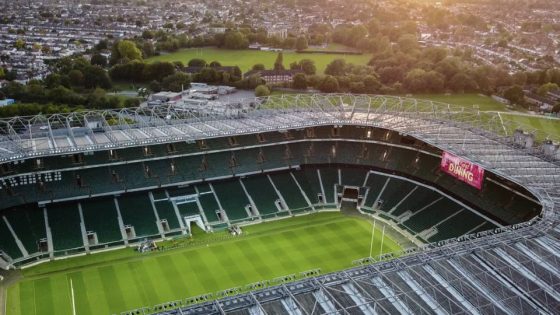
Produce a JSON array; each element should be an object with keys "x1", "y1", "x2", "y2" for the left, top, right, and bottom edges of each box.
[
  {"x1": 80, "y1": 198, "x2": 122, "y2": 244},
  {"x1": 116, "y1": 193, "x2": 159, "y2": 238},
  {"x1": 46, "y1": 202, "x2": 84, "y2": 251}
]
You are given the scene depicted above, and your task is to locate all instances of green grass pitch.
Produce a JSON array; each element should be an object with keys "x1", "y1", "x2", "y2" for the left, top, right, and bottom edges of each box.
[
  {"x1": 5, "y1": 212, "x2": 401, "y2": 315},
  {"x1": 146, "y1": 48, "x2": 373, "y2": 73}
]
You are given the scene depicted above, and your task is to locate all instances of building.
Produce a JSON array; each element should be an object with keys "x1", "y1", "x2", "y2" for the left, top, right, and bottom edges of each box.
[
  {"x1": 0, "y1": 99, "x2": 15, "y2": 107},
  {"x1": 243, "y1": 69, "x2": 304, "y2": 84}
]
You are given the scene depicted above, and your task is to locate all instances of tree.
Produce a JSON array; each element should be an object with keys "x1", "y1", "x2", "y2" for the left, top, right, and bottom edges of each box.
[
  {"x1": 143, "y1": 61, "x2": 176, "y2": 82},
  {"x1": 537, "y1": 82, "x2": 559, "y2": 96},
  {"x1": 223, "y1": 31, "x2": 249, "y2": 49},
  {"x1": 161, "y1": 72, "x2": 191, "y2": 92},
  {"x1": 252, "y1": 64, "x2": 265, "y2": 71},
  {"x1": 274, "y1": 53, "x2": 285, "y2": 71},
  {"x1": 117, "y1": 40, "x2": 142, "y2": 61},
  {"x1": 295, "y1": 36, "x2": 308, "y2": 51},
  {"x1": 84, "y1": 65, "x2": 112, "y2": 89},
  {"x1": 319, "y1": 75, "x2": 339, "y2": 93},
  {"x1": 325, "y1": 59, "x2": 346, "y2": 76},
  {"x1": 68, "y1": 69, "x2": 84, "y2": 87},
  {"x1": 448, "y1": 72, "x2": 477, "y2": 92},
  {"x1": 142, "y1": 42, "x2": 155, "y2": 58},
  {"x1": 254, "y1": 85, "x2": 271, "y2": 97},
  {"x1": 503, "y1": 85, "x2": 525, "y2": 105},
  {"x1": 293, "y1": 73, "x2": 307, "y2": 90},
  {"x1": 91, "y1": 54, "x2": 107, "y2": 67},
  {"x1": 397, "y1": 34, "x2": 418, "y2": 51},
  {"x1": 209, "y1": 61, "x2": 222, "y2": 67},
  {"x1": 363, "y1": 75, "x2": 381, "y2": 93},
  {"x1": 149, "y1": 80, "x2": 162, "y2": 93},
  {"x1": 14, "y1": 39, "x2": 25, "y2": 50},
  {"x1": 291, "y1": 59, "x2": 316, "y2": 75},
  {"x1": 552, "y1": 103, "x2": 560, "y2": 113},
  {"x1": 188, "y1": 58, "x2": 207, "y2": 67}
]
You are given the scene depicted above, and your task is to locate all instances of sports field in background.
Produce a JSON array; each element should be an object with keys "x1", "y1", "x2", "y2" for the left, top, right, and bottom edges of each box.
[
  {"x1": 146, "y1": 48, "x2": 372, "y2": 73},
  {"x1": 5, "y1": 212, "x2": 401, "y2": 315}
]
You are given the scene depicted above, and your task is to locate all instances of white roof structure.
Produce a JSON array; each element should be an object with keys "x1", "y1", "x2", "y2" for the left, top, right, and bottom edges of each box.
[{"x1": 1, "y1": 94, "x2": 559, "y2": 314}]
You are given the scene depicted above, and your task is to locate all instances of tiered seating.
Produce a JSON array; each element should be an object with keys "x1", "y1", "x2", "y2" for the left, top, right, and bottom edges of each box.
[
  {"x1": 269, "y1": 173, "x2": 309, "y2": 211},
  {"x1": 167, "y1": 185, "x2": 196, "y2": 197},
  {"x1": 46, "y1": 202, "x2": 84, "y2": 251},
  {"x1": 176, "y1": 201, "x2": 201, "y2": 217},
  {"x1": 233, "y1": 148, "x2": 259, "y2": 174},
  {"x1": 0, "y1": 218, "x2": 23, "y2": 259},
  {"x1": 197, "y1": 191, "x2": 222, "y2": 223},
  {"x1": 153, "y1": 199, "x2": 181, "y2": 230},
  {"x1": 259, "y1": 145, "x2": 289, "y2": 170},
  {"x1": 304, "y1": 142, "x2": 333, "y2": 164},
  {"x1": 339, "y1": 166, "x2": 368, "y2": 187},
  {"x1": 390, "y1": 185, "x2": 441, "y2": 217},
  {"x1": 116, "y1": 193, "x2": 159, "y2": 237},
  {"x1": 2, "y1": 204, "x2": 46, "y2": 254},
  {"x1": 242, "y1": 175, "x2": 280, "y2": 216},
  {"x1": 403, "y1": 198, "x2": 463, "y2": 234},
  {"x1": 286, "y1": 143, "x2": 305, "y2": 165},
  {"x1": 172, "y1": 155, "x2": 205, "y2": 182},
  {"x1": 151, "y1": 189, "x2": 168, "y2": 200},
  {"x1": 212, "y1": 180, "x2": 250, "y2": 221},
  {"x1": 318, "y1": 167, "x2": 338, "y2": 204},
  {"x1": 364, "y1": 173, "x2": 388, "y2": 208},
  {"x1": 115, "y1": 163, "x2": 160, "y2": 190},
  {"x1": 77, "y1": 166, "x2": 124, "y2": 194},
  {"x1": 375, "y1": 179, "x2": 417, "y2": 213},
  {"x1": 80, "y1": 197, "x2": 122, "y2": 244},
  {"x1": 292, "y1": 169, "x2": 321, "y2": 205},
  {"x1": 335, "y1": 142, "x2": 361, "y2": 165},
  {"x1": 202, "y1": 151, "x2": 234, "y2": 179},
  {"x1": 428, "y1": 210, "x2": 493, "y2": 242}
]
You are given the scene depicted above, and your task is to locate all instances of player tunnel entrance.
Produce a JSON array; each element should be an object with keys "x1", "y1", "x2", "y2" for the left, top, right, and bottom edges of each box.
[{"x1": 337, "y1": 186, "x2": 365, "y2": 210}]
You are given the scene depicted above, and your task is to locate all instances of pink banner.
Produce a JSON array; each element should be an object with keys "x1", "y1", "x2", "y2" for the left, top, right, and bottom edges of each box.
[{"x1": 440, "y1": 152, "x2": 485, "y2": 190}]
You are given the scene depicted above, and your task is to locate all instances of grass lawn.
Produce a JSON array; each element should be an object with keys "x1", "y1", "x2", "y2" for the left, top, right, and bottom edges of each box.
[
  {"x1": 407, "y1": 93, "x2": 509, "y2": 112},
  {"x1": 499, "y1": 113, "x2": 560, "y2": 140},
  {"x1": 146, "y1": 48, "x2": 372, "y2": 74},
  {"x1": 6, "y1": 212, "x2": 400, "y2": 315}
]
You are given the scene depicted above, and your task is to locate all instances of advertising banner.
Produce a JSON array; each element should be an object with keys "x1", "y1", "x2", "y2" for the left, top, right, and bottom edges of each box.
[{"x1": 440, "y1": 151, "x2": 485, "y2": 190}]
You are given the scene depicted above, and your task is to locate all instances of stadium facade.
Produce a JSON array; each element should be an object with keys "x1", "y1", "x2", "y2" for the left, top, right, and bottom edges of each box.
[{"x1": 0, "y1": 94, "x2": 558, "y2": 314}]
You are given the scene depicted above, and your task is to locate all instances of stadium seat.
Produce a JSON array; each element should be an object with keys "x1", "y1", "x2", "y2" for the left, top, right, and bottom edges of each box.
[
  {"x1": 403, "y1": 198, "x2": 463, "y2": 234},
  {"x1": 196, "y1": 189, "x2": 222, "y2": 223},
  {"x1": 116, "y1": 193, "x2": 159, "y2": 238},
  {"x1": 241, "y1": 175, "x2": 282, "y2": 216},
  {"x1": 269, "y1": 172, "x2": 310, "y2": 211},
  {"x1": 318, "y1": 167, "x2": 339, "y2": 204},
  {"x1": 339, "y1": 166, "x2": 368, "y2": 187},
  {"x1": 46, "y1": 202, "x2": 85, "y2": 252},
  {"x1": 375, "y1": 178, "x2": 418, "y2": 213},
  {"x1": 0, "y1": 218, "x2": 24, "y2": 259},
  {"x1": 428, "y1": 209, "x2": 492, "y2": 242},
  {"x1": 176, "y1": 201, "x2": 201, "y2": 217},
  {"x1": 291, "y1": 169, "x2": 321, "y2": 205},
  {"x1": 2, "y1": 204, "x2": 47, "y2": 255},
  {"x1": 80, "y1": 197, "x2": 123, "y2": 245},
  {"x1": 152, "y1": 199, "x2": 181, "y2": 231},
  {"x1": 212, "y1": 180, "x2": 251, "y2": 221}
]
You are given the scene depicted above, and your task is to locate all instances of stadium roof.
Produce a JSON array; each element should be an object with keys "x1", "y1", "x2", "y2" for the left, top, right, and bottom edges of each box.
[{"x1": 1, "y1": 94, "x2": 558, "y2": 314}]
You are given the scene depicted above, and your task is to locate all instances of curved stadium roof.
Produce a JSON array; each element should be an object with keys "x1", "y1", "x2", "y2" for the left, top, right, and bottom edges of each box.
[{"x1": 1, "y1": 94, "x2": 559, "y2": 314}]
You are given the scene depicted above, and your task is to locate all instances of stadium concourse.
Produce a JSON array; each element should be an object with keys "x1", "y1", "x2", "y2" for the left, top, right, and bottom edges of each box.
[{"x1": 0, "y1": 94, "x2": 558, "y2": 314}]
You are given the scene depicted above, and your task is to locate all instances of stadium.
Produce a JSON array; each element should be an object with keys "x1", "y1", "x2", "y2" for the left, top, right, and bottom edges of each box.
[{"x1": 0, "y1": 94, "x2": 558, "y2": 315}]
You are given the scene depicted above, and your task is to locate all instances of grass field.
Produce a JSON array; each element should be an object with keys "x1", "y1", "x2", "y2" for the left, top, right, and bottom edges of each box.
[
  {"x1": 409, "y1": 93, "x2": 510, "y2": 112},
  {"x1": 146, "y1": 48, "x2": 372, "y2": 74},
  {"x1": 6, "y1": 212, "x2": 400, "y2": 315},
  {"x1": 499, "y1": 113, "x2": 560, "y2": 139}
]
